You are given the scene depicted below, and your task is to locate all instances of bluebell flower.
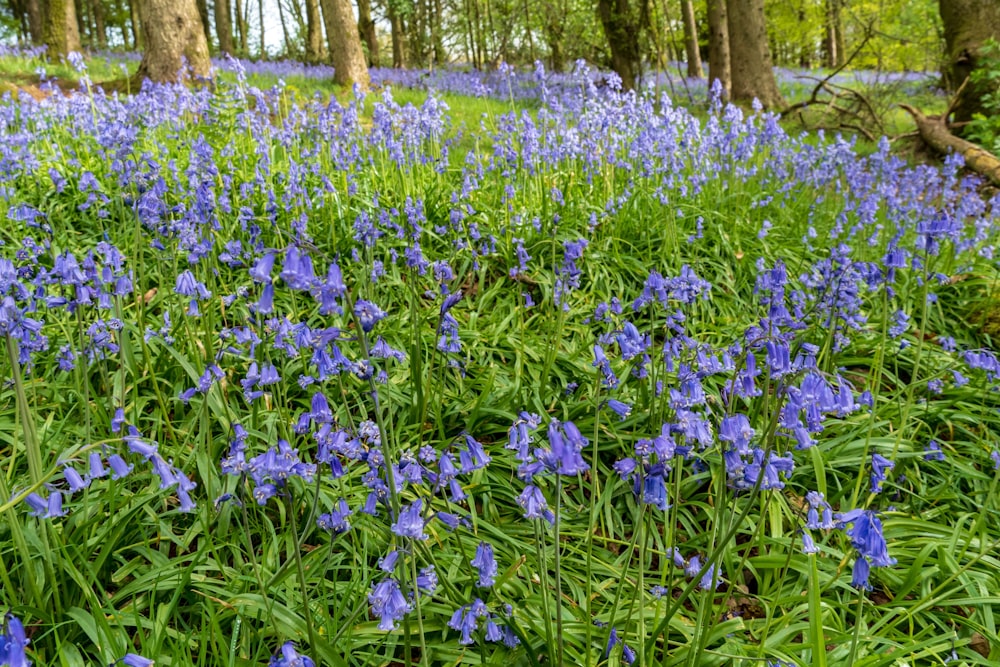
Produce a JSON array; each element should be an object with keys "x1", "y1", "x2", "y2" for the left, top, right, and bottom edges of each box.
[
  {"x1": 471, "y1": 541, "x2": 497, "y2": 587},
  {"x1": 606, "y1": 399, "x2": 632, "y2": 420},
  {"x1": 801, "y1": 530, "x2": 820, "y2": 555},
  {"x1": 416, "y1": 565, "x2": 438, "y2": 593},
  {"x1": 836, "y1": 509, "x2": 895, "y2": 568},
  {"x1": 63, "y1": 465, "x2": 89, "y2": 494},
  {"x1": 851, "y1": 556, "x2": 872, "y2": 590},
  {"x1": 249, "y1": 252, "x2": 275, "y2": 283},
  {"x1": 924, "y1": 440, "x2": 946, "y2": 462},
  {"x1": 88, "y1": 452, "x2": 108, "y2": 480},
  {"x1": 869, "y1": 453, "x2": 895, "y2": 494},
  {"x1": 1, "y1": 612, "x2": 31, "y2": 667},
  {"x1": 391, "y1": 499, "x2": 428, "y2": 540},
  {"x1": 267, "y1": 641, "x2": 315, "y2": 667},
  {"x1": 517, "y1": 484, "x2": 554, "y2": 524},
  {"x1": 593, "y1": 344, "x2": 619, "y2": 388},
  {"x1": 369, "y1": 577, "x2": 411, "y2": 630},
  {"x1": 354, "y1": 299, "x2": 387, "y2": 332},
  {"x1": 317, "y1": 498, "x2": 352, "y2": 534}
]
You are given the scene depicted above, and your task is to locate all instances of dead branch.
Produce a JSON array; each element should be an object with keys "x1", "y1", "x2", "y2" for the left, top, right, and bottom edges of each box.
[{"x1": 900, "y1": 103, "x2": 1000, "y2": 187}]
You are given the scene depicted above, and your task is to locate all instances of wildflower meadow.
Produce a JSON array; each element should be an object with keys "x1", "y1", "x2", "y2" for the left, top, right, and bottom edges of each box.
[{"x1": 0, "y1": 53, "x2": 999, "y2": 666}]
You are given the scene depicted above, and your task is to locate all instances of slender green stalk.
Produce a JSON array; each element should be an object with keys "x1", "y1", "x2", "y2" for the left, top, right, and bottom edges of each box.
[{"x1": 807, "y1": 553, "x2": 828, "y2": 667}]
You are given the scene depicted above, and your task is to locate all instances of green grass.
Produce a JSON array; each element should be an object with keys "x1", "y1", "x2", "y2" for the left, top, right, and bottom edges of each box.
[{"x1": 0, "y1": 49, "x2": 997, "y2": 667}]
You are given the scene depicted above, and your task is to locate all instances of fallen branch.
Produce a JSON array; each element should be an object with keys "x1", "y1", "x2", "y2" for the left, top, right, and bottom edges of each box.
[{"x1": 899, "y1": 103, "x2": 1000, "y2": 187}]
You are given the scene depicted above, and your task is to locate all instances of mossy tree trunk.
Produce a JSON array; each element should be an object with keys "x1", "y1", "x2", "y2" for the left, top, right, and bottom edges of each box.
[
  {"x1": 727, "y1": 0, "x2": 784, "y2": 109},
  {"x1": 597, "y1": 0, "x2": 642, "y2": 91},
  {"x1": 939, "y1": 0, "x2": 1000, "y2": 125},
  {"x1": 43, "y1": 0, "x2": 82, "y2": 58},
  {"x1": 134, "y1": 0, "x2": 212, "y2": 83}
]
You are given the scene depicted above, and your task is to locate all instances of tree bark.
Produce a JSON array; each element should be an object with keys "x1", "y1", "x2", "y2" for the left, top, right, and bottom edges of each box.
[
  {"x1": 194, "y1": 0, "x2": 211, "y2": 50},
  {"x1": 431, "y1": 0, "x2": 446, "y2": 65},
  {"x1": 277, "y1": 0, "x2": 294, "y2": 57},
  {"x1": 680, "y1": 0, "x2": 703, "y2": 78},
  {"x1": 357, "y1": 0, "x2": 380, "y2": 66},
  {"x1": 901, "y1": 103, "x2": 1000, "y2": 186},
  {"x1": 129, "y1": 0, "x2": 142, "y2": 49},
  {"x1": 727, "y1": 0, "x2": 783, "y2": 109},
  {"x1": 234, "y1": 0, "x2": 247, "y2": 53},
  {"x1": 319, "y1": 0, "x2": 371, "y2": 88},
  {"x1": 215, "y1": 0, "x2": 234, "y2": 54},
  {"x1": 90, "y1": 0, "x2": 108, "y2": 48},
  {"x1": 823, "y1": 0, "x2": 844, "y2": 68},
  {"x1": 258, "y1": 0, "x2": 266, "y2": 58},
  {"x1": 43, "y1": 0, "x2": 81, "y2": 57},
  {"x1": 24, "y1": 0, "x2": 42, "y2": 43},
  {"x1": 707, "y1": 0, "x2": 730, "y2": 100},
  {"x1": 305, "y1": 0, "x2": 324, "y2": 63},
  {"x1": 134, "y1": 0, "x2": 212, "y2": 83},
  {"x1": 389, "y1": 2, "x2": 408, "y2": 68},
  {"x1": 939, "y1": 0, "x2": 1000, "y2": 124},
  {"x1": 597, "y1": 0, "x2": 642, "y2": 91}
]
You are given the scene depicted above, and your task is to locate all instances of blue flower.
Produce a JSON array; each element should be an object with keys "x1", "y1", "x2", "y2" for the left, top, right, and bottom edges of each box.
[
  {"x1": 354, "y1": 299, "x2": 387, "y2": 333},
  {"x1": 869, "y1": 453, "x2": 895, "y2": 494},
  {"x1": 517, "y1": 484, "x2": 554, "y2": 524},
  {"x1": 471, "y1": 541, "x2": 497, "y2": 587},
  {"x1": 391, "y1": 499, "x2": 428, "y2": 540},
  {"x1": 1, "y1": 612, "x2": 30, "y2": 667},
  {"x1": 268, "y1": 641, "x2": 315, "y2": 667},
  {"x1": 369, "y1": 577, "x2": 411, "y2": 631},
  {"x1": 606, "y1": 399, "x2": 632, "y2": 420}
]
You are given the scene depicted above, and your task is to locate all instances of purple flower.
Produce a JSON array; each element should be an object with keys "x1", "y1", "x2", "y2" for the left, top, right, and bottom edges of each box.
[
  {"x1": 63, "y1": 465, "x2": 89, "y2": 493},
  {"x1": 471, "y1": 541, "x2": 497, "y2": 588},
  {"x1": 1, "y1": 612, "x2": 31, "y2": 667},
  {"x1": 869, "y1": 453, "x2": 895, "y2": 494},
  {"x1": 924, "y1": 440, "x2": 946, "y2": 462},
  {"x1": 517, "y1": 484, "x2": 554, "y2": 524},
  {"x1": 268, "y1": 641, "x2": 315, "y2": 667},
  {"x1": 120, "y1": 653, "x2": 154, "y2": 667},
  {"x1": 249, "y1": 252, "x2": 275, "y2": 283},
  {"x1": 391, "y1": 499, "x2": 428, "y2": 540},
  {"x1": 606, "y1": 399, "x2": 632, "y2": 420},
  {"x1": 354, "y1": 299, "x2": 387, "y2": 332},
  {"x1": 368, "y1": 577, "x2": 411, "y2": 630}
]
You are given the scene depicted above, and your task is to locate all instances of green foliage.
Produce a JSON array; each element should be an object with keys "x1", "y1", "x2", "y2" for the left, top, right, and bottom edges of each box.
[
  {"x1": 965, "y1": 39, "x2": 1000, "y2": 153},
  {"x1": 1, "y1": 49, "x2": 999, "y2": 667}
]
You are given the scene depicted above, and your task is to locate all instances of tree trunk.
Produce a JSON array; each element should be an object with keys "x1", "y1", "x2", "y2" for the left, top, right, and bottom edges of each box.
[
  {"x1": 43, "y1": 0, "x2": 81, "y2": 57},
  {"x1": 75, "y1": 0, "x2": 88, "y2": 46},
  {"x1": 939, "y1": 0, "x2": 1000, "y2": 124},
  {"x1": 823, "y1": 0, "x2": 843, "y2": 68},
  {"x1": 707, "y1": 0, "x2": 730, "y2": 99},
  {"x1": 129, "y1": 0, "x2": 142, "y2": 49},
  {"x1": 727, "y1": 0, "x2": 783, "y2": 109},
  {"x1": 258, "y1": 0, "x2": 266, "y2": 58},
  {"x1": 389, "y1": 2, "x2": 407, "y2": 68},
  {"x1": 597, "y1": 0, "x2": 641, "y2": 91},
  {"x1": 357, "y1": 0, "x2": 380, "y2": 66},
  {"x1": 901, "y1": 103, "x2": 1000, "y2": 186},
  {"x1": 193, "y1": 0, "x2": 210, "y2": 49},
  {"x1": 277, "y1": 0, "x2": 294, "y2": 57},
  {"x1": 319, "y1": 0, "x2": 371, "y2": 88},
  {"x1": 215, "y1": 0, "x2": 233, "y2": 54},
  {"x1": 134, "y1": 0, "x2": 211, "y2": 83},
  {"x1": 432, "y1": 0, "x2": 446, "y2": 65},
  {"x1": 25, "y1": 0, "x2": 42, "y2": 43},
  {"x1": 305, "y1": 0, "x2": 324, "y2": 63},
  {"x1": 680, "y1": 0, "x2": 704, "y2": 78},
  {"x1": 234, "y1": 0, "x2": 247, "y2": 53},
  {"x1": 90, "y1": 0, "x2": 108, "y2": 47}
]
